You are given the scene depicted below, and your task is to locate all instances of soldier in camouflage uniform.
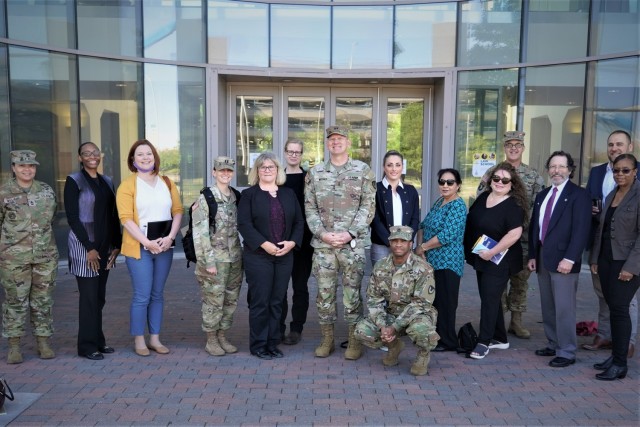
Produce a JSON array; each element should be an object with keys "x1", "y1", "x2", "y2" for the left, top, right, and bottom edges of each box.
[
  {"x1": 192, "y1": 157, "x2": 243, "y2": 356},
  {"x1": 476, "y1": 131, "x2": 544, "y2": 338},
  {"x1": 355, "y1": 226, "x2": 438, "y2": 376},
  {"x1": 305, "y1": 125, "x2": 376, "y2": 360},
  {"x1": 0, "y1": 150, "x2": 58, "y2": 364}
]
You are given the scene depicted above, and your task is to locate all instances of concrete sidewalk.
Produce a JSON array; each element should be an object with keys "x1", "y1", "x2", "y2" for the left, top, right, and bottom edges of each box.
[{"x1": 0, "y1": 255, "x2": 638, "y2": 426}]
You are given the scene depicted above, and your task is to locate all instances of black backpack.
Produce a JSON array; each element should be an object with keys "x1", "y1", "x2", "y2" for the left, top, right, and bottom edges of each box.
[
  {"x1": 181, "y1": 186, "x2": 240, "y2": 267},
  {"x1": 456, "y1": 322, "x2": 478, "y2": 357}
]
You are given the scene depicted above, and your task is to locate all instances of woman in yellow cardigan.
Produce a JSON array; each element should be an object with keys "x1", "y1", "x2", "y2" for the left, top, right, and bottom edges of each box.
[{"x1": 116, "y1": 140, "x2": 183, "y2": 357}]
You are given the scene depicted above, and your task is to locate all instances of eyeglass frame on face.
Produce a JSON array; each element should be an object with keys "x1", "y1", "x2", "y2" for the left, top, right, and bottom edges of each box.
[
  {"x1": 612, "y1": 167, "x2": 636, "y2": 175},
  {"x1": 438, "y1": 179, "x2": 456, "y2": 186},
  {"x1": 491, "y1": 175, "x2": 512, "y2": 184},
  {"x1": 80, "y1": 150, "x2": 101, "y2": 158},
  {"x1": 259, "y1": 165, "x2": 276, "y2": 172},
  {"x1": 547, "y1": 164, "x2": 569, "y2": 171},
  {"x1": 504, "y1": 142, "x2": 524, "y2": 150},
  {"x1": 285, "y1": 150, "x2": 302, "y2": 157}
]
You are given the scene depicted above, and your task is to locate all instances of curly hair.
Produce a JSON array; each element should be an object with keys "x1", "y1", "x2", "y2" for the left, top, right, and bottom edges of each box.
[{"x1": 484, "y1": 161, "x2": 529, "y2": 227}]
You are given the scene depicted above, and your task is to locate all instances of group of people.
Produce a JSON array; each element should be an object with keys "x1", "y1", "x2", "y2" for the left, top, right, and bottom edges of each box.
[{"x1": 1, "y1": 127, "x2": 638, "y2": 382}]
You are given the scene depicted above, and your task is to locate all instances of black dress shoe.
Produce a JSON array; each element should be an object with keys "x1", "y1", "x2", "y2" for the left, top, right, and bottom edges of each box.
[
  {"x1": 268, "y1": 347, "x2": 284, "y2": 358},
  {"x1": 549, "y1": 357, "x2": 576, "y2": 368},
  {"x1": 83, "y1": 352, "x2": 104, "y2": 360},
  {"x1": 595, "y1": 364, "x2": 627, "y2": 381},
  {"x1": 535, "y1": 347, "x2": 556, "y2": 357},
  {"x1": 283, "y1": 331, "x2": 301, "y2": 345},
  {"x1": 99, "y1": 346, "x2": 115, "y2": 354},
  {"x1": 593, "y1": 356, "x2": 614, "y2": 371},
  {"x1": 433, "y1": 344, "x2": 452, "y2": 352},
  {"x1": 251, "y1": 349, "x2": 272, "y2": 360}
]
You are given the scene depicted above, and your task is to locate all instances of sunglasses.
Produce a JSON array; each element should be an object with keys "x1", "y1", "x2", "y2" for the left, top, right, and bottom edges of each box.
[
  {"x1": 491, "y1": 175, "x2": 512, "y2": 184},
  {"x1": 612, "y1": 167, "x2": 635, "y2": 175},
  {"x1": 438, "y1": 179, "x2": 456, "y2": 186}
]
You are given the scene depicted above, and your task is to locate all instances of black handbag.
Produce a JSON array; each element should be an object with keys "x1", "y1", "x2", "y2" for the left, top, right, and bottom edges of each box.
[{"x1": 0, "y1": 378, "x2": 15, "y2": 409}]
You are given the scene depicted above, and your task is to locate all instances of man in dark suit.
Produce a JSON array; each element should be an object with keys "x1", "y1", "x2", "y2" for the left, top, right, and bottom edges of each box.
[
  {"x1": 528, "y1": 151, "x2": 591, "y2": 367},
  {"x1": 584, "y1": 130, "x2": 638, "y2": 357}
]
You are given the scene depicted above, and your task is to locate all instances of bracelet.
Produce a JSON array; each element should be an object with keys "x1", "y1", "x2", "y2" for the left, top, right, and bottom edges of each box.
[{"x1": 421, "y1": 243, "x2": 427, "y2": 250}]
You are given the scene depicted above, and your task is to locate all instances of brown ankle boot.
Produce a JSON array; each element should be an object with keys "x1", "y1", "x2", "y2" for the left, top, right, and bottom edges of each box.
[
  {"x1": 315, "y1": 324, "x2": 335, "y2": 358},
  {"x1": 344, "y1": 324, "x2": 363, "y2": 360},
  {"x1": 7, "y1": 337, "x2": 23, "y2": 364},
  {"x1": 205, "y1": 332, "x2": 225, "y2": 356},
  {"x1": 217, "y1": 330, "x2": 237, "y2": 354},
  {"x1": 508, "y1": 312, "x2": 531, "y2": 339},
  {"x1": 410, "y1": 349, "x2": 430, "y2": 376},
  {"x1": 36, "y1": 336, "x2": 55, "y2": 359},
  {"x1": 382, "y1": 338, "x2": 404, "y2": 366}
]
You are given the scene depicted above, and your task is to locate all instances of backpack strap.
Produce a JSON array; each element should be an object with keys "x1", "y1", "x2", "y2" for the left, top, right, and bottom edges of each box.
[{"x1": 200, "y1": 187, "x2": 218, "y2": 234}]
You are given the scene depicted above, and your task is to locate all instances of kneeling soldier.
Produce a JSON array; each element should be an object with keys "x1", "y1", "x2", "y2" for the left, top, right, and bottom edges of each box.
[{"x1": 355, "y1": 225, "x2": 439, "y2": 375}]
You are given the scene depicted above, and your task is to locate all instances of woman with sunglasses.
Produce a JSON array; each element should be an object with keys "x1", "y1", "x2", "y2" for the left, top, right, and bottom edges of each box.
[
  {"x1": 464, "y1": 162, "x2": 528, "y2": 359},
  {"x1": 415, "y1": 169, "x2": 467, "y2": 352},
  {"x1": 370, "y1": 150, "x2": 420, "y2": 266},
  {"x1": 590, "y1": 154, "x2": 640, "y2": 380}
]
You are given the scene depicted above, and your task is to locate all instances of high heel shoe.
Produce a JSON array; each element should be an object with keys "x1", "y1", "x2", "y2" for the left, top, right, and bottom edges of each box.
[
  {"x1": 595, "y1": 364, "x2": 627, "y2": 381},
  {"x1": 593, "y1": 356, "x2": 613, "y2": 371}
]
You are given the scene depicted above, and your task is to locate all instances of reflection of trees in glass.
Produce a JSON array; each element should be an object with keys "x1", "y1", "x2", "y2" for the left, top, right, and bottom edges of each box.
[
  {"x1": 386, "y1": 101, "x2": 423, "y2": 189},
  {"x1": 160, "y1": 148, "x2": 180, "y2": 174},
  {"x1": 463, "y1": 1, "x2": 521, "y2": 66}
]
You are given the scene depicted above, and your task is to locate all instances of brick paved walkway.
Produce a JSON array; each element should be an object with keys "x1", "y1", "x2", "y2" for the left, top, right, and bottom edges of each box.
[{"x1": 1, "y1": 256, "x2": 638, "y2": 426}]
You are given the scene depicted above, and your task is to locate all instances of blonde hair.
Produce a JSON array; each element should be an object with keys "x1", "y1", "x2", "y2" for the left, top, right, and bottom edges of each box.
[{"x1": 248, "y1": 152, "x2": 286, "y2": 186}]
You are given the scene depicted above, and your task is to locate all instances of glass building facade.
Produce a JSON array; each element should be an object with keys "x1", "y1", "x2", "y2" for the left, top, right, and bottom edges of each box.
[{"x1": 0, "y1": 0, "x2": 638, "y2": 259}]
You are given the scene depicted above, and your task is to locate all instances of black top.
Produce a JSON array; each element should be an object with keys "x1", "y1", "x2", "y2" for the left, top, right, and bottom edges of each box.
[
  {"x1": 464, "y1": 191, "x2": 525, "y2": 275},
  {"x1": 370, "y1": 181, "x2": 420, "y2": 246},
  {"x1": 601, "y1": 205, "x2": 617, "y2": 260},
  {"x1": 284, "y1": 171, "x2": 312, "y2": 246}
]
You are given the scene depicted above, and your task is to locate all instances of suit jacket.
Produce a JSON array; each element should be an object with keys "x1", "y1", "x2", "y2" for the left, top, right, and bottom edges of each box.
[
  {"x1": 528, "y1": 180, "x2": 591, "y2": 274},
  {"x1": 237, "y1": 184, "x2": 304, "y2": 253},
  {"x1": 370, "y1": 181, "x2": 420, "y2": 246},
  {"x1": 590, "y1": 180, "x2": 640, "y2": 276}
]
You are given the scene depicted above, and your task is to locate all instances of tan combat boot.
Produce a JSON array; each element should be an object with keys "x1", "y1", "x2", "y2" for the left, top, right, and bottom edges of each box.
[
  {"x1": 36, "y1": 336, "x2": 55, "y2": 359},
  {"x1": 315, "y1": 324, "x2": 335, "y2": 358},
  {"x1": 7, "y1": 337, "x2": 23, "y2": 364},
  {"x1": 382, "y1": 338, "x2": 405, "y2": 366},
  {"x1": 410, "y1": 349, "x2": 430, "y2": 376},
  {"x1": 205, "y1": 331, "x2": 225, "y2": 356},
  {"x1": 217, "y1": 330, "x2": 237, "y2": 354},
  {"x1": 508, "y1": 312, "x2": 531, "y2": 339},
  {"x1": 344, "y1": 324, "x2": 363, "y2": 360}
]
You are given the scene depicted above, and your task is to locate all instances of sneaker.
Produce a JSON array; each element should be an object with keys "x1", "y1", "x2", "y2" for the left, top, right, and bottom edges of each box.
[{"x1": 488, "y1": 339, "x2": 509, "y2": 350}]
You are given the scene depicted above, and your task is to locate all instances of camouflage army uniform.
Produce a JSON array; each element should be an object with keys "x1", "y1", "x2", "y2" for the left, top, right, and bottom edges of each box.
[
  {"x1": 0, "y1": 178, "x2": 59, "y2": 338},
  {"x1": 304, "y1": 158, "x2": 376, "y2": 326},
  {"x1": 355, "y1": 252, "x2": 439, "y2": 350},
  {"x1": 477, "y1": 163, "x2": 544, "y2": 312},
  {"x1": 192, "y1": 186, "x2": 243, "y2": 333}
]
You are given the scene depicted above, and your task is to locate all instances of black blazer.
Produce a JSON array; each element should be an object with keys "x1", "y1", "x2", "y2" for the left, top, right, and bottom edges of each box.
[
  {"x1": 237, "y1": 184, "x2": 304, "y2": 253},
  {"x1": 528, "y1": 180, "x2": 591, "y2": 274},
  {"x1": 370, "y1": 181, "x2": 420, "y2": 246}
]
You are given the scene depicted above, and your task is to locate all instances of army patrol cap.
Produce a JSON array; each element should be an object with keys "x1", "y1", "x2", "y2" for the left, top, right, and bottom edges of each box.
[
  {"x1": 388, "y1": 225, "x2": 413, "y2": 241},
  {"x1": 503, "y1": 131, "x2": 525, "y2": 143},
  {"x1": 214, "y1": 156, "x2": 235, "y2": 171},
  {"x1": 11, "y1": 150, "x2": 40, "y2": 165},
  {"x1": 326, "y1": 125, "x2": 349, "y2": 138}
]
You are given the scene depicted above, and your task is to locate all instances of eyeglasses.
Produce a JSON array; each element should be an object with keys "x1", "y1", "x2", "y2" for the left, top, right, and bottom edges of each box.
[
  {"x1": 504, "y1": 143, "x2": 524, "y2": 149},
  {"x1": 80, "y1": 150, "x2": 101, "y2": 158},
  {"x1": 613, "y1": 167, "x2": 635, "y2": 175},
  {"x1": 285, "y1": 150, "x2": 302, "y2": 157},
  {"x1": 438, "y1": 179, "x2": 456, "y2": 186},
  {"x1": 548, "y1": 164, "x2": 568, "y2": 171},
  {"x1": 259, "y1": 165, "x2": 276, "y2": 172},
  {"x1": 491, "y1": 175, "x2": 512, "y2": 184}
]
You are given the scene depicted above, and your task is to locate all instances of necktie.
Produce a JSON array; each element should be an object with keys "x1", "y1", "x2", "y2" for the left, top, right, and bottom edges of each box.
[{"x1": 541, "y1": 187, "x2": 557, "y2": 244}]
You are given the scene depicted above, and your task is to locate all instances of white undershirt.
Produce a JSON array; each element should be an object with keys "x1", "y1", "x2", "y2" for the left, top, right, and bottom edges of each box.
[
  {"x1": 136, "y1": 176, "x2": 173, "y2": 235},
  {"x1": 382, "y1": 176, "x2": 404, "y2": 226}
]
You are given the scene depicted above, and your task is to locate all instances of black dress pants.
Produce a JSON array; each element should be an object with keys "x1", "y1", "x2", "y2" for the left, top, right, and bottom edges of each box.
[
  {"x1": 476, "y1": 269, "x2": 509, "y2": 346},
  {"x1": 599, "y1": 257, "x2": 640, "y2": 367},
  {"x1": 280, "y1": 245, "x2": 313, "y2": 334},
  {"x1": 244, "y1": 250, "x2": 293, "y2": 354},
  {"x1": 434, "y1": 268, "x2": 461, "y2": 349},
  {"x1": 76, "y1": 271, "x2": 109, "y2": 355}
]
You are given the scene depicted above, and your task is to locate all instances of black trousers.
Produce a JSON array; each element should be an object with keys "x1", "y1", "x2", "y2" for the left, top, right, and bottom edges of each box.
[
  {"x1": 476, "y1": 269, "x2": 509, "y2": 346},
  {"x1": 244, "y1": 250, "x2": 293, "y2": 354},
  {"x1": 280, "y1": 245, "x2": 313, "y2": 334},
  {"x1": 599, "y1": 257, "x2": 640, "y2": 367},
  {"x1": 434, "y1": 268, "x2": 461, "y2": 349},
  {"x1": 76, "y1": 271, "x2": 109, "y2": 355}
]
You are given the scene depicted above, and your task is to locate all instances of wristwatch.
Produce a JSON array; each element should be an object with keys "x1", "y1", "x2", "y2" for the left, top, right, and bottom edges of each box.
[{"x1": 350, "y1": 234, "x2": 356, "y2": 249}]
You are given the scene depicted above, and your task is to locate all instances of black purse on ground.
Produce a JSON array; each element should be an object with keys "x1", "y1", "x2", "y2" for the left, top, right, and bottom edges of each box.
[{"x1": 0, "y1": 378, "x2": 15, "y2": 409}]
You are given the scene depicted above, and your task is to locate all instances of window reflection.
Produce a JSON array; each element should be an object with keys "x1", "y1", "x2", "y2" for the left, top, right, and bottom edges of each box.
[
  {"x1": 332, "y1": 7, "x2": 393, "y2": 69},
  {"x1": 336, "y1": 97, "x2": 373, "y2": 164},
  {"x1": 0, "y1": 45, "x2": 10, "y2": 182},
  {"x1": 386, "y1": 99, "x2": 424, "y2": 191},
  {"x1": 7, "y1": 0, "x2": 75, "y2": 49},
  {"x1": 77, "y1": 0, "x2": 141, "y2": 57},
  {"x1": 271, "y1": 5, "x2": 330, "y2": 69},
  {"x1": 236, "y1": 96, "x2": 273, "y2": 187},
  {"x1": 287, "y1": 97, "x2": 326, "y2": 169},
  {"x1": 590, "y1": 0, "x2": 640, "y2": 55}
]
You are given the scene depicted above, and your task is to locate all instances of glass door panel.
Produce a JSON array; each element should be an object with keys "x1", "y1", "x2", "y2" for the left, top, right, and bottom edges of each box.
[
  {"x1": 335, "y1": 96, "x2": 373, "y2": 164},
  {"x1": 386, "y1": 98, "x2": 425, "y2": 191},
  {"x1": 235, "y1": 95, "x2": 273, "y2": 187},
  {"x1": 287, "y1": 96, "x2": 326, "y2": 169}
]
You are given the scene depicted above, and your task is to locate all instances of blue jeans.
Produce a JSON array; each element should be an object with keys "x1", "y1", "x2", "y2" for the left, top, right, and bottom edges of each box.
[{"x1": 125, "y1": 248, "x2": 173, "y2": 336}]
